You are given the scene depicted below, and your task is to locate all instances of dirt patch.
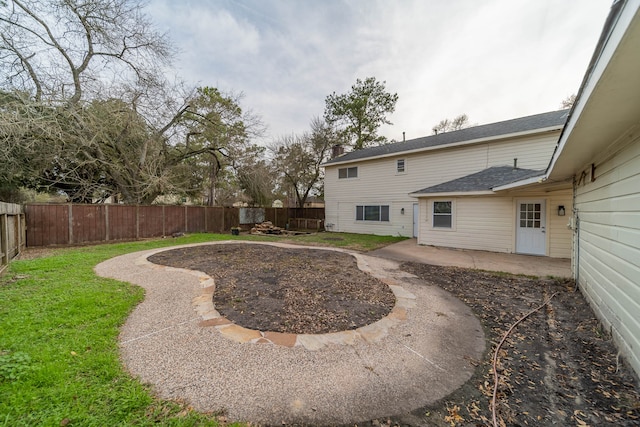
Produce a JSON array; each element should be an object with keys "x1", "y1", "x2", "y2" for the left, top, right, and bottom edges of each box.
[
  {"x1": 16, "y1": 248, "x2": 58, "y2": 260},
  {"x1": 147, "y1": 244, "x2": 395, "y2": 334},
  {"x1": 377, "y1": 263, "x2": 640, "y2": 427}
]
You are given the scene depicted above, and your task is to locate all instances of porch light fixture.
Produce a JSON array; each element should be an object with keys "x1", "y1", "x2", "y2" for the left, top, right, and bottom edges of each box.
[
  {"x1": 400, "y1": 208, "x2": 405, "y2": 215},
  {"x1": 557, "y1": 205, "x2": 566, "y2": 216}
]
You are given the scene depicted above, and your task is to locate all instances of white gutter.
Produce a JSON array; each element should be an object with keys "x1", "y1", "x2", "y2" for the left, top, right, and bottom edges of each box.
[
  {"x1": 492, "y1": 175, "x2": 546, "y2": 192},
  {"x1": 323, "y1": 125, "x2": 563, "y2": 167}
]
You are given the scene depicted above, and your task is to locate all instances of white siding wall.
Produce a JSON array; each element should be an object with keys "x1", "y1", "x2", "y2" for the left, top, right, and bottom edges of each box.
[
  {"x1": 419, "y1": 197, "x2": 514, "y2": 252},
  {"x1": 416, "y1": 189, "x2": 572, "y2": 258},
  {"x1": 325, "y1": 131, "x2": 560, "y2": 237},
  {"x1": 547, "y1": 190, "x2": 573, "y2": 258},
  {"x1": 574, "y1": 134, "x2": 640, "y2": 376}
]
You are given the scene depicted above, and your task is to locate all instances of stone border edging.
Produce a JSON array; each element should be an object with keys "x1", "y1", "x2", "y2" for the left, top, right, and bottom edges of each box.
[{"x1": 138, "y1": 241, "x2": 417, "y2": 350}]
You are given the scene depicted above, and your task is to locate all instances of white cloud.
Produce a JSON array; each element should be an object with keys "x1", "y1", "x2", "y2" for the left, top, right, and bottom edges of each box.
[{"x1": 146, "y1": 0, "x2": 612, "y2": 143}]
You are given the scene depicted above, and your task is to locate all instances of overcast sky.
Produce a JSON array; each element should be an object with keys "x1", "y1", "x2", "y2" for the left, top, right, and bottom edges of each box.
[{"x1": 146, "y1": 0, "x2": 611, "y2": 144}]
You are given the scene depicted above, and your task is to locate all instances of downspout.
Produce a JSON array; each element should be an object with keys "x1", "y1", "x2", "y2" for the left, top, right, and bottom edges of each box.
[
  {"x1": 575, "y1": 215, "x2": 580, "y2": 292},
  {"x1": 573, "y1": 175, "x2": 580, "y2": 291}
]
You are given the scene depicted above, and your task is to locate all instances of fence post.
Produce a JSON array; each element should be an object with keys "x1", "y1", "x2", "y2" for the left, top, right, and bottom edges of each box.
[
  {"x1": 105, "y1": 204, "x2": 110, "y2": 241},
  {"x1": 16, "y1": 213, "x2": 22, "y2": 252},
  {"x1": 20, "y1": 213, "x2": 26, "y2": 252},
  {"x1": 162, "y1": 205, "x2": 166, "y2": 237},
  {"x1": 136, "y1": 205, "x2": 140, "y2": 239},
  {"x1": 68, "y1": 204, "x2": 74, "y2": 245},
  {"x1": 184, "y1": 205, "x2": 188, "y2": 232},
  {"x1": 1, "y1": 214, "x2": 8, "y2": 267},
  {"x1": 16, "y1": 213, "x2": 21, "y2": 252}
]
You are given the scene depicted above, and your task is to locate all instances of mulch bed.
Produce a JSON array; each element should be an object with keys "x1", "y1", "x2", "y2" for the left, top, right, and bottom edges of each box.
[
  {"x1": 148, "y1": 244, "x2": 395, "y2": 334},
  {"x1": 388, "y1": 262, "x2": 640, "y2": 427},
  {"x1": 148, "y1": 244, "x2": 640, "y2": 426}
]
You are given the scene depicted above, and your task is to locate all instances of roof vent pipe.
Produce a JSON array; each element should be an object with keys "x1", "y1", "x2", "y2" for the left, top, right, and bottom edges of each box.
[
  {"x1": 513, "y1": 158, "x2": 518, "y2": 169},
  {"x1": 403, "y1": 131, "x2": 405, "y2": 142}
]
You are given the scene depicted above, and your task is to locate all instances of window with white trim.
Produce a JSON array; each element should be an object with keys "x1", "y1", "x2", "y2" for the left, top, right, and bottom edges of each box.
[
  {"x1": 432, "y1": 201, "x2": 452, "y2": 228},
  {"x1": 396, "y1": 159, "x2": 405, "y2": 173},
  {"x1": 338, "y1": 166, "x2": 358, "y2": 179},
  {"x1": 356, "y1": 205, "x2": 390, "y2": 222}
]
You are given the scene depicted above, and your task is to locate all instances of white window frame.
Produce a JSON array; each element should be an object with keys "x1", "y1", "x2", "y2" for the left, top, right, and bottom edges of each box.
[
  {"x1": 338, "y1": 166, "x2": 358, "y2": 179},
  {"x1": 396, "y1": 158, "x2": 406, "y2": 174},
  {"x1": 356, "y1": 205, "x2": 390, "y2": 222},
  {"x1": 432, "y1": 200, "x2": 454, "y2": 229}
]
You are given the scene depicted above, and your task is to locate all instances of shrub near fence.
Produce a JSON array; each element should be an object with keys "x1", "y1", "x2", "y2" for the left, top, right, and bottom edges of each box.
[
  {"x1": 24, "y1": 204, "x2": 324, "y2": 248},
  {"x1": 0, "y1": 201, "x2": 26, "y2": 274}
]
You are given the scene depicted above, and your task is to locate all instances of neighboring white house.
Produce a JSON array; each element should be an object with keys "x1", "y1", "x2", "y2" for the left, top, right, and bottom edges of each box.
[
  {"x1": 501, "y1": 0, "x2": 640, "y2": 377},
  {"x1": 323, "y1": 109, "x2": 573, "y2": 257}
]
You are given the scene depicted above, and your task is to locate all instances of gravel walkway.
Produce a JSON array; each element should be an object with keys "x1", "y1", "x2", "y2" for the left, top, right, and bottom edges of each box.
[{"x1": 95, "y1": 241, "x2": 485, "y2": 425}]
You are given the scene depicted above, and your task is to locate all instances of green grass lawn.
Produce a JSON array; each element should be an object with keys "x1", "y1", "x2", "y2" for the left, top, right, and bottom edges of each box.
[{"x1": 0, "y1": 232, "x2": 406, "y2": 426}]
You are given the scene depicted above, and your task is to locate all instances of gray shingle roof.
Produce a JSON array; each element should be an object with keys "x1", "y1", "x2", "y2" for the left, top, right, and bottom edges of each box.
[
  {"x1": 411, "y1": 166, "x2": 544, "y2": 195},
  {"x1": 324, "y1": 109, "x2": 569, "y2": 165}
]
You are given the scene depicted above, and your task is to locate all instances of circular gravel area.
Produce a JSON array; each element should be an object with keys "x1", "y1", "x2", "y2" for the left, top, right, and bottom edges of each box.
[{"x1": 95, "y1": 241, "x2": 485, "y2": 425}]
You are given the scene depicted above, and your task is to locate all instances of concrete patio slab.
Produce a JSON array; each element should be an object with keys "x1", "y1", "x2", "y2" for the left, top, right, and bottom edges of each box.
[{"x1": 370, "y1": 238, "x2": 572, "y2": 278}]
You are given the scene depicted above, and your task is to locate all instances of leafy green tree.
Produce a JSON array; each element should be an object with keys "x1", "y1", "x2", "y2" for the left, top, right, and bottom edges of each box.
[
  {"x1": 324, "y1": 77, "x2": 398, "y2": 150},
  {"x1": 173, "y1": 87, "x2": 261, "y2": 206}
]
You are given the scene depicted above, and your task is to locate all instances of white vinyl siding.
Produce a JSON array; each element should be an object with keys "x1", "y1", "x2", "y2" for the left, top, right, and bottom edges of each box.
[
  {"x1": 547, "y1": 189, "x2": 573, "y2": 258},
  {"x1": 417, "y1": 189, "x2": 572, "y2": 257},
  {"x1": 324, "y1": 131, "x2": 559, "y2": 237},
  {"x1": 574, "y1": 135, "x2": 640, "y2": 376},
  {"x1": 421, "y1": 197, "x2": 513, "y2": 252}
]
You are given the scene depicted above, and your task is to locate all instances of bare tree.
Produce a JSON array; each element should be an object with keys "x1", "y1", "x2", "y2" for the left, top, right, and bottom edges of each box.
[
  {"x1": 271, "y1": 117, "x2": 336, "y2": 207},
  {"x1": 0, "y1": 1, "x2": 267, "y2": 204},
  {"x1": 234, "y1": 144, "x2": 276, "y2": 207},
  {"x1": 432, "y1": 114, "x2": 470, "y2": 135},
  {"x1": 0, "y1": 0, "x2": 175, "y2": 202},
  {"x1": 560, "y1": 94, "x2": 576, "y2": 109},
  {"x1": 0, "y1": 0, "x2": 171, "y2": 105}
]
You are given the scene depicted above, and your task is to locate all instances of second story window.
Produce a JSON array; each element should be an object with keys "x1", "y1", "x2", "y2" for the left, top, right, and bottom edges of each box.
[
  {"x1": 397, "y1": 159, "x2": 405, "y2": 173},
  {"x1": 338, "y1": 166, "x2": 358, "y2": 179}
]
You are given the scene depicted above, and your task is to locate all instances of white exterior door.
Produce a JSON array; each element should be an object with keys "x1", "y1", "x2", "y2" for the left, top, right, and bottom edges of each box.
[
  {"x1": 413, "y1": 203, "x2": 419, "y2": 238},
  {"x1": 516, "y1": 200, "x2": 546, "y2": 255}
]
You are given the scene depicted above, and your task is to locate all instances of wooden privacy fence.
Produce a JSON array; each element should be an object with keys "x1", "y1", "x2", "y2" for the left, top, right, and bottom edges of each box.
[
  {"x1": 289, "y1": 218, "x2": 324, "y2": 231},
  {"x1": 25, "y1": 204, "x2": 325, "y2": 247},
  {"x1": 1, "y1": 202, "x2": 26, "y2": 274}
]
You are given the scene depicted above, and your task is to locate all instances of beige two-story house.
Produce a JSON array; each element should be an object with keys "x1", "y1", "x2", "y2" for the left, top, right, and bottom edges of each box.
[
  {"x1": 323, "y1": 109, "x2": 573, "y2": 258},
  {"x1": 325, "y1": 0, "x2": 640, "y2": 377}
]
